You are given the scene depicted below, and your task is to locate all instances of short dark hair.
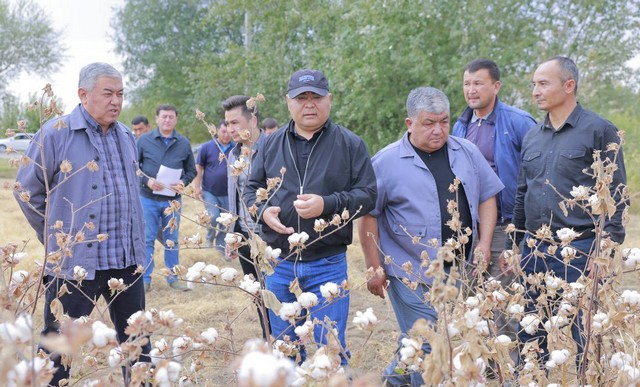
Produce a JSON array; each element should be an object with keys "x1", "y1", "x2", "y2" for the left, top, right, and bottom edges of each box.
[
  {"x1": 262, "y1": 117, "x2": 278, "y2": 129},
  {"x1": 131, "y1": 115, "x2": 149, "y2": 125},
  {"x1": 222, "y1": 95, "x2": 258, "y2": 122},
  {"x1": 156, "y1": 104, "x2": 178, "y2": 117},
  {"x1": 218, "y1": 119, "x2": 227, "y2": 127},
  {"x1": 464, "y1": 58, "x2": 500, "y2": 82},
  {"x1": 545, "y1": 56, "x2": 580, "y2": 95}
]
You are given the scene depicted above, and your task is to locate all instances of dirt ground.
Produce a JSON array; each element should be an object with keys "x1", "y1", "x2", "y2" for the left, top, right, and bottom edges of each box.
[{"x1": 2, "y1": 181, "x2": 640, "y2": 385}]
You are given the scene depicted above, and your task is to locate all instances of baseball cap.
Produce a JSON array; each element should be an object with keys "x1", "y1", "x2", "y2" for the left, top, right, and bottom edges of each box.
[{"x1": 287, "y1": 69, "x2": 329, "y2": 98}]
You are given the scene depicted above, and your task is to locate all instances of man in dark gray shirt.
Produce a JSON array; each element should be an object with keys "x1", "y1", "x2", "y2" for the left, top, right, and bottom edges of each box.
[{"x1": 504, "y1": 56, "x2": 627, "y2": 370}]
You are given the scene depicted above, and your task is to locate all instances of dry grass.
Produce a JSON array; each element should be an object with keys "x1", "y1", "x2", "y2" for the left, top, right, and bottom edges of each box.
[{"x1": 2, "y1": 178, "x2": 640, "y2": 385}]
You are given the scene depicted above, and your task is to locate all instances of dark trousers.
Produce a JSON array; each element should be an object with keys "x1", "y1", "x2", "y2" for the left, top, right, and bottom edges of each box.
[
  {"x1": 518, "y1": 237, "x2": 593, "y2": 369},
  {"x1": 235, "y1": 225, "x2": 271, "y2": 340},
  {"x1": 42, "y1": 266, "x2": 150, "y2": 386}
]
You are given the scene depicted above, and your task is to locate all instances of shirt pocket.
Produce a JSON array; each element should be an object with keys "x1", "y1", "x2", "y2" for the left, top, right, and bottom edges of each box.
[
  {"x1": 522, "y1": 151, "x2": 542, "y2": 176},
  {"x1": 392, "y1": 224, "x2": 427, "y2": 242},
  {"x1": 558, "y1": 148, "x2": 588, "y2": 180}
]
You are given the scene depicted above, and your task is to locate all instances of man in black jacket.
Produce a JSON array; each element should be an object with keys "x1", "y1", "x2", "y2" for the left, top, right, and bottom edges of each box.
[{"x1": 246, "y1": 69, "x2": 376, "y2": 366}]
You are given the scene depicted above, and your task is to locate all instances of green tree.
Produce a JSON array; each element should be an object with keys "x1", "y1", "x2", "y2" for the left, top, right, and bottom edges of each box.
[
  {"x1": 113, "y1": 0, "x2": 640, "y2": 151},
  {"x1": 0, "y1": 0, "x2": 64, "y2": 97}
]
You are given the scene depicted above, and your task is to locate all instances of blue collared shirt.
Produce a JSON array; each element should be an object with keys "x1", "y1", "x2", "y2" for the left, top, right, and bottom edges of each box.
[
  {"x1": 80, "y1": 106, "x2": 135, "y2": 270},
  {"x1": 370, "y1": 133, "x2": 504, "y2": 283}
]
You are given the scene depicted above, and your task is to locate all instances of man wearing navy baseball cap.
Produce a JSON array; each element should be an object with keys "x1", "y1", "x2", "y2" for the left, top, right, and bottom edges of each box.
[{"x1": 246, "y1": 69, "x2": 377, "y2": 367}]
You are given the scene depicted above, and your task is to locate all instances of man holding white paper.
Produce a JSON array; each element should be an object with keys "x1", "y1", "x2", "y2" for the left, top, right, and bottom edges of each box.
[{"x1": 137, "y1": 104, "x2": 196, "y2": 291}]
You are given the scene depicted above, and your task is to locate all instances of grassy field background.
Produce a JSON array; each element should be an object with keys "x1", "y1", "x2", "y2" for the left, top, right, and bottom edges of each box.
[{"x1": 2, "y1": 161, "x2": 640, "y2": 384}]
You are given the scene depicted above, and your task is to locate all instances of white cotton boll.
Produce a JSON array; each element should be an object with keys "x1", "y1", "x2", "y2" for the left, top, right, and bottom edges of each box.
[
  {"x1": 624, "y1": 365, "x2": 640, "y2": 383},
  {"x1": 73, "y1": 266, "x2": 87, "y2": 281},
  {"x1": 495, "y1": 335, "x2": 512, "y2": 344},
  {"x1": 464, "y1": 308, "x2": 480, "y2": 328},
  {"x1": 399, "y1": 338, "x2": 420, "y2": 362},
  {"x1": 561, "y1": 246, "x2": 577, "y2": 259},
  {"x1": 508, "y1": 304, "x2": 524, "y2": 315},
  {"x1": 239, "y1": 275, "x2": 261, "y2": 295},
  {"x1": 201, "y1": 328, "x2": 218, "y2": 345},
  {"x1": 592, "y1": 312, "x2": 609, "y2": 331},
  {"x1": 620, "y1": 289, "x2": 640, "y2": 307},
  {"x1": 319, "y1": 282, "x2": 339, "y2": 298},
  {"x1": 492, "y1": 291, "x2": 506, "y2": 302},
  {"x1": 149, "y1": 348, "x2": 163, "y2": 365},
  {"x1": 238, "y1": 350, "x2": 296, "y2": 386},
  {"x1": 520, "y1": 315, "x2": 541, "y2": 335},
  {"x1": 279, "y1": 302, "x2": 302, "y2": 322},
  {"x1": 545, "y1": 360, "x2": 557, "y2": 369},
  {"x1": 91, "y1": 321, "x2": 117, "y2": 348},
  {"x1": 610, "y1": 352, "x2": 633, "y2": 368},
  {"x1": 0, "y1": 314, "x2": 32, "y2": 344},
  {"x1": 7, "y1": 360, "x2": 29, "y2": 386},
  {"x1": 297, "y1": 292, "x2": 319, "y2": 309},
  {"x1": 475, "y1": 320, "x2": 489, "y2": 336},
  {"x1": 265, "y1": 246, "x2": 282, "y2": 260},
  {"x1": 216, "y1": 212, "x2": 234, "y2": 226},
  {"x1": 545, "y1": 274, "x2": 563, "y2": 289},
  {"x1": 172, "y1": 336, "x2": 192, "y2": 361},
  {"x1": 224, "y1": 233, "x2": 242, "y2": 245},
  {"x1": 294, "y1": 321, "x2": 314, "y2": 338},
  {"x1": 544, "y1": 315, "x2": 568, "y2": 331},
  {"x1": 352, "y1": 307, "x2": 378, "y2": 330},
  {"x1": 204, "y1": 264, "x2": 220, "y2": 277},
  {"x1": 549, "y1": 349, "x2": 570, "y2": 365},
  {"x1": 108, "y1": 347, "x2": 125, "y2": 367},
  {"x1": 447, "y1": 323, "x2": 460, "y2": 338},
  {"x1": 466, "y1": 296, "x2": 479, "y2": 308},
  {"x1": 167, "y1": 362, "x2": 182, "y2": 382},
  {"x1": 220, "y1": 267, "x2": 239, "y2": 283},
  {"x1": 588, "y1": 194, "x2": 599, "y2": 207},
  {"x1": 556, "y1": 228, "x2": 580, "y2": 242},
  {"x1": 8, "y1": 252, "x2": 26, "y2": 264},
  {"x1": 155, "y1": 367, "x2": 170, "y2": 387},
  {"x1": 623, "y1": 248, "x2": 640, "y2": 268},
  {"x1": 570, "y1": 185, "x2": 590, "y2": 199}
]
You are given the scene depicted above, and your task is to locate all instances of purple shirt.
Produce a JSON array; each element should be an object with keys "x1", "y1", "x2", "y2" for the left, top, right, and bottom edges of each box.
[
  {"x1": 370, "y1": 133, "x2": 503, "y2": 283},
  {"x1": 465, "y1": 110, "x2": 496, "y2": 172}
]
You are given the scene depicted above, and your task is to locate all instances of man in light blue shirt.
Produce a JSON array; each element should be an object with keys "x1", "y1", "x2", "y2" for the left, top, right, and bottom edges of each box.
[{"x1": 359, "y1": 87, "x2": 503, "y2": 386}]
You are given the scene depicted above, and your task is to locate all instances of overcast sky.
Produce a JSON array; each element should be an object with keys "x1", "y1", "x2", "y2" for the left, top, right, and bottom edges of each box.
[{"x1": 8, "y1": 0, "x2": 124, "y2": 114}]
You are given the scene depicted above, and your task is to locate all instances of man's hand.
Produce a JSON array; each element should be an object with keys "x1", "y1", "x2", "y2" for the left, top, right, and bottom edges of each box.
[
  {"x1": 472, "y1": 241, "x2": 492, "y2": 273},
  {"x1": 293, "y1": 194, "x2": 324, "y2": 219},
  {"x1": 170, "y1": 180, "x2": 185, "y2": 193},
  {"x1": 194, "y1": 185, "x2": 203, "y2": 200},
  {"x1": 263, "y1": 206, "x2": 294, "y2": 235},
  {"x1": 147, "y1": 178, "x2": 164, "y2": 191},
  {"x1": 367, "y1": 269, "x2": 388, "y2": 299},
  {"x1": 498, "y1": 250, "x2": 517, "y2": 275}
]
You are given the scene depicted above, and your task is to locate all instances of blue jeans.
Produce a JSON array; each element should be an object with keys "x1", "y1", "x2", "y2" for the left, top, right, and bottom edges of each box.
[
  {"x1": 140, "y1": 196, "x2": 181, "y2": 284},
  {"x1": 266, "y1": 252, "x2": 350, "y2": 365},
  {"x1": 384, "y1": 276, "x2": 438, "y2": 386},
  {"x1": 201, "y1": 190, "x2": 228, "y2": 250},
  {"x1": 518, "y1": 236, "x2": 593, "y2": 368}
]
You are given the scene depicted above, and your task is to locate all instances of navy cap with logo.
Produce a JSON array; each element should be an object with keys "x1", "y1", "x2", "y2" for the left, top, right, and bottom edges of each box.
[{"x1": 287, "y1": 69, "x2": 329, "y2": 98}]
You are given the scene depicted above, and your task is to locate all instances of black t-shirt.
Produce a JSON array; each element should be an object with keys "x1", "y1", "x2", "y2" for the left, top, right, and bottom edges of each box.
[{"x1": 411, "y1": 141, "x2": 473, "y2": 259}]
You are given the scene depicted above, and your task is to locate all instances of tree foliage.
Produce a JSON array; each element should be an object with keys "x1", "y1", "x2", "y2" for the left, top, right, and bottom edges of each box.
[
  {"x1": 113, "y1": 0, "x2": 640, "y2": 151},
  {"x1": 0, "y1": 0, "x2": 64, "y2": 97}
]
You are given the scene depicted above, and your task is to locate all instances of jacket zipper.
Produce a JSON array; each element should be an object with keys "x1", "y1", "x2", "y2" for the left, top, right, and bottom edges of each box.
[{"x1": 285, "y1": 130, "x2": 324, "y2": 231}]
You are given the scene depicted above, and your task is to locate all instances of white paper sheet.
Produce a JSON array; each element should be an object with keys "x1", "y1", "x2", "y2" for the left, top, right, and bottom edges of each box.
[{"x1": 153, "y1": 165, "x2": 182, "y2": 197}]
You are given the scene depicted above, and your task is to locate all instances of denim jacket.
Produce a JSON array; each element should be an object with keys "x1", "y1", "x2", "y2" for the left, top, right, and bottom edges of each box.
[
  {"x1": 452, "y1": 98, "x2": 535, "y2": 221},
  {"x1": 14, "y1": 105, "x2": 146, "y2": 280}
]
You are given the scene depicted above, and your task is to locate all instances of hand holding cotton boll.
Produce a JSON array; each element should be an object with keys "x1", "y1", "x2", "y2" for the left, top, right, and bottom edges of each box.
[{"x1": 293, "y1": 194, "x2": 324, "y2": 219}]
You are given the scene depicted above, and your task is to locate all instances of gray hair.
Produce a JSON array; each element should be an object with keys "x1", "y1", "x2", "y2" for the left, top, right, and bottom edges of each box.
[
  {"x1": 546, "y1": 56, "x2": 580, "y2": 95},
  {"x1": 78, "y1": 62, "x2": 122, "y2": 91},
  {"x1": 406, "y1": 87, "x2": 450, "y2": 118}
]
